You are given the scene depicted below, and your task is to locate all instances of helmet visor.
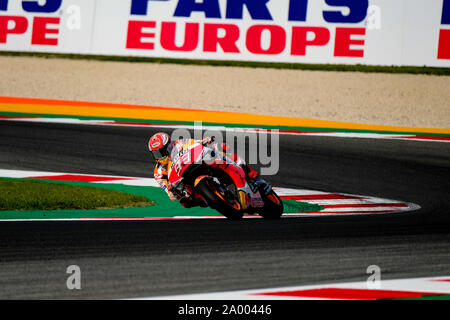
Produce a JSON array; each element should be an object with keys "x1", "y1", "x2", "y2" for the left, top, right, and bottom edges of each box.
[{"x1": 151, "y1": 143, "x2": 171, "y2": 161}]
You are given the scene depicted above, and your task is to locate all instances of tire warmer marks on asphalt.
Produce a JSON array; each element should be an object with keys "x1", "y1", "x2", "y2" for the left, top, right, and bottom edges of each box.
[
  {"x1": 138, "y1": 276, "x2": 450, "y2": 300},
  {"x1": 0, "y1": 169, "x2": 420, "y2": 221},
  {"x1": 1, "y1": 115, "x2": 450, "y2": 142}
]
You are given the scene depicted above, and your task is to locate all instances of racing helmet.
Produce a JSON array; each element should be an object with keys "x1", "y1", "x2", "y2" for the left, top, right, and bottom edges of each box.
[{"x1": 148, "y1": 132, "x2": 172, "y2": 162}]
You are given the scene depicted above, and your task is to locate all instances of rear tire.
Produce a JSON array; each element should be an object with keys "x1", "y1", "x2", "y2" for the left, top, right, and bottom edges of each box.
[
  {"x1": 259, "y1": 190, "x2": 284, "y2": 219},
  {"x1": 195, "y1": 177, "x2": 244, "y2": 220}
]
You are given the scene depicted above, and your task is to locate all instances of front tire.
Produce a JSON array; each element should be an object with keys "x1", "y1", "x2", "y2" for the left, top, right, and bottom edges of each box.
[{"x1": 195, "y1": 177, "x2": 243, "y2": 220}]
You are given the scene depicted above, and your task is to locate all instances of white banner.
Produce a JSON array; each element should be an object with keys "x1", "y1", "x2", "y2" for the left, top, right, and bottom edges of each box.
[{"x1": 0, "y1": 0, "x2": 449, "y2": 67}]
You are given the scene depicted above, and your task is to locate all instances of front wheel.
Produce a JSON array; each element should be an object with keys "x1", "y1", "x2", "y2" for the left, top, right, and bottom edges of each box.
[
  {"x1": 195, "y1": 177, "x2": 244, "y2": 220},
  {"x1": 259, "y1": 190, "x2": 284, "y2": 219}
]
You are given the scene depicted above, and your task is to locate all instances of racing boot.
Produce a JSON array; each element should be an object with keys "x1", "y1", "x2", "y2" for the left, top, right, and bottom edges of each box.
[
  {"x1": 241, "y1": 164, "x2": 272, "y2": 196},
  {"x1": 250, "y1": 177, "x2": 272, "y2": 196}
]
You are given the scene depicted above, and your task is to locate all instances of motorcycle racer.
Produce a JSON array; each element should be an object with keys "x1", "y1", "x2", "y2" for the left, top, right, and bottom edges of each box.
[{"x1": 148, "y1": 132, "x2": 271, "y2": 208}]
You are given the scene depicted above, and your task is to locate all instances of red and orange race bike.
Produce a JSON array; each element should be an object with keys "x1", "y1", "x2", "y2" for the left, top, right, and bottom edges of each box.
[{"x1": 167, "y1": 141, "x2": 284, "y2": 220}]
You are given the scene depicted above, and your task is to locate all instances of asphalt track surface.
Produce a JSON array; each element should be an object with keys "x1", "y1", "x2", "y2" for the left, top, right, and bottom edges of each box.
[{"x1": 0, "y1": 121, "x2": 449, "y2": 299}]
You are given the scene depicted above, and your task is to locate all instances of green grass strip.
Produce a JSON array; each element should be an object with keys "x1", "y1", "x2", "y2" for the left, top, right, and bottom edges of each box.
[
  {"x1": 2, "y1": 111, "x2": 449, "y2": 137},
  {"x1": 0, "y1": 178, "x2": 322, "y2": 220},
  {"x1": 1, "y1": 51, "x2": 449, "y2": 76},
  {"x1": 0, "y1": 178, "x2": 154, "y2": 211},
  {"x1": 283, "y1": 199, "x2": 324, "y2": 213}
]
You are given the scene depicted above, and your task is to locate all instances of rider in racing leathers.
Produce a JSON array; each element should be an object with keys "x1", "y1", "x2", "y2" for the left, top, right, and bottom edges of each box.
[{"x1": 148, "y1": 132, "x2": 271, "y2": 208}]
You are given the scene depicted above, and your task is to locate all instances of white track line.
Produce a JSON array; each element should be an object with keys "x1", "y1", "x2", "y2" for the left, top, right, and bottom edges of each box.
[{"x1": 133, "y1": 276, "x2": 450, "y2": 300}]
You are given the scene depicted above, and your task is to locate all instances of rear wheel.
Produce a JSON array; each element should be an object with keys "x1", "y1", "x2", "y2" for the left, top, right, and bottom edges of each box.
[
  {"x1": 259, "y1": 190, "x2": 284, "y2": 219},
  {"x1": 195, "y1": 177, "x2": 244, "y2": 220}
]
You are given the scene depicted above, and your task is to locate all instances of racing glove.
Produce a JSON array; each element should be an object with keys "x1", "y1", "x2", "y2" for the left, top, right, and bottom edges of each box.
[{"x1": 200, "y1": 136, "x2": 215, "y2": 145}]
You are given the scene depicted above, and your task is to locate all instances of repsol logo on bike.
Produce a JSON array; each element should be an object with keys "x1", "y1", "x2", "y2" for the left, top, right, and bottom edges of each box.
[{"x1": 127, "y1": 0, "x2": 369, "y2": 58}]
